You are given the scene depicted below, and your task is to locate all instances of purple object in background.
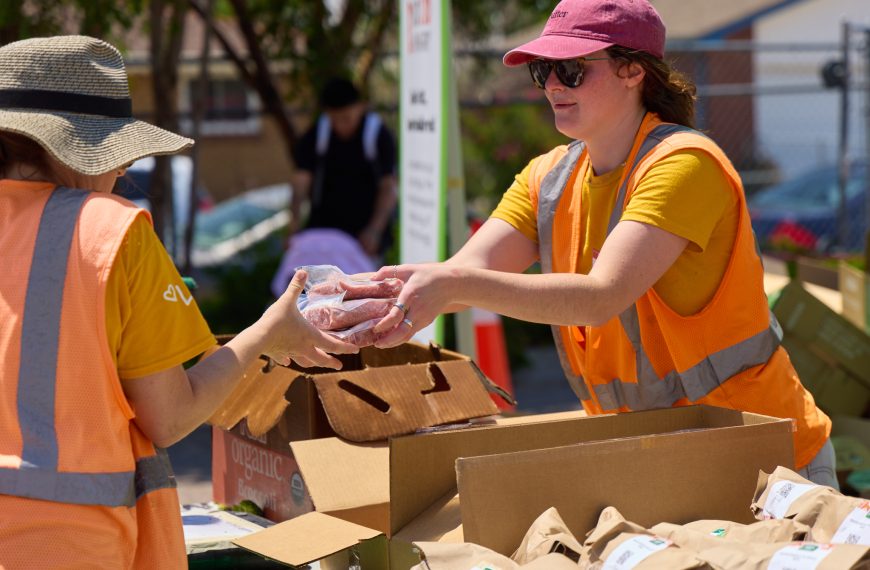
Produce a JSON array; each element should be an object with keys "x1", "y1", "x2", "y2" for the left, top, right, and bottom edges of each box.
[{"x1": 271, "y1": 228, "x2": 376, "y2": 297}]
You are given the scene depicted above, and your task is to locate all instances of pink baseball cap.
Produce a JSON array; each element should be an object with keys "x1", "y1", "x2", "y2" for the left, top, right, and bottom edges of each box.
[{"x1": 503, "y1": 0, "x2": 666, "y2": 67}]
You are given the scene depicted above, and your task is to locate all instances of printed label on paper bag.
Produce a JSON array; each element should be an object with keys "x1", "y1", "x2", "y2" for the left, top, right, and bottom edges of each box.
[
  {"x1": 763, "y1": 481, "x2": 817, "y2": 519},
  {"x1": 601, "y1": 536, "x2": 671, "y2": 569},
  {"x1": 831, "y1": 502, "x2": 870, "y2": 545},
  {"x1": 768, "y1": 543, "x2": 833, "y2": 570}
]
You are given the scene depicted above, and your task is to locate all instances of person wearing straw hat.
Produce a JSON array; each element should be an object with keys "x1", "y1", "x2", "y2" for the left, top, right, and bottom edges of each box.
[
  {"x1": 0, "y1": 35, "x2": 357, "y2": 568},
  {"x1": 371, "y1": 0, "x2": 835, "y2": 486}
]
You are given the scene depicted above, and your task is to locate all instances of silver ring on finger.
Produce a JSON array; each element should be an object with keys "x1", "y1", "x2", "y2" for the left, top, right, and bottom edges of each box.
[
  {"x1": 392, "y1": 265, "x2": 399, "y2": 279},
  {"x1": 393, "y1": 301, "x2": 410, "y2": 315},
  {"x1": 402, "y1": 317, "x2": 414, "y2": 329}
]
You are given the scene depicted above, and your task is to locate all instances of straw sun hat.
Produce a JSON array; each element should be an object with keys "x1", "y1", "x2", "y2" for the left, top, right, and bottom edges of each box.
[{"x1": 0, "y1": 35, "x2": 192, "y2": 176}]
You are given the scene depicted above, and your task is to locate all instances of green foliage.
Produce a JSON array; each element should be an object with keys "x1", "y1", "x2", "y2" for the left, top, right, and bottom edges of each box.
[
  {"x1": 217, "y1": 498, "x2": 265, "y2": 516},
  {"x1": 461, "y1": 103, "x2": 569, "y2": 212},
  {"x1": 0, "y1": 0, "x2": 142, "y2": 46},
  {"x1": 453, "y1": 1, "x2": 551, "y2": 38},
  {"x1": 196, "y1": 240, "x2": 282, "y2": 335},
  {"x1": 216, "y1": 0, "x2": 552, "y2": 109}
]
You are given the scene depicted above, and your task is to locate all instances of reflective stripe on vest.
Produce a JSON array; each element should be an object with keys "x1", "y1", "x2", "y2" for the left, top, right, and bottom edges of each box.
[
  {"x1": 538, "y1": 125, "x2": 784, "y2": 411},
  {"x1": 537, "y1": 140, "x2": 591, "y2": 402},
  {"x1": 135, "y1": 449, "x2": 177, "y2": 499},
  {"x1": 0, "y1": 187, "x2": 176, "y2": 507}
]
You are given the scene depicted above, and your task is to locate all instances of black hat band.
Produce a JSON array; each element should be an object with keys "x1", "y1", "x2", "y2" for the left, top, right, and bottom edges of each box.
[{"x1": 0, "y1": 88, "x2": 132, "y2": 119}]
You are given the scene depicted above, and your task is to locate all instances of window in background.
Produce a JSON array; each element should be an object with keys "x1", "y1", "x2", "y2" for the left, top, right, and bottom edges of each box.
[{"x1": 180, "y1": 76, "x2": 261, "y2": 136}]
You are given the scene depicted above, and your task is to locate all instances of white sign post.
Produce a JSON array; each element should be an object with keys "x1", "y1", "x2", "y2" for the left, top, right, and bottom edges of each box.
[{"x1": 399, "y1": 0, "x2": 450, "y2": 344}]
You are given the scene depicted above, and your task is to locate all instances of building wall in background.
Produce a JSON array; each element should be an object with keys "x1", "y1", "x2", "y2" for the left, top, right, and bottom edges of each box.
[
  {"x1": 129, "y1": 69, "x2": 299, "y2": 202},
  {"x1": 754, "y1": 0, "x2": 869, "y2": 179}
]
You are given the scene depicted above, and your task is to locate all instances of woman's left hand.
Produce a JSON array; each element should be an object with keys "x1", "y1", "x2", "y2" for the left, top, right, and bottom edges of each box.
[{"x1": 370, "y1": 262, "x2": 455, "y2": 348}]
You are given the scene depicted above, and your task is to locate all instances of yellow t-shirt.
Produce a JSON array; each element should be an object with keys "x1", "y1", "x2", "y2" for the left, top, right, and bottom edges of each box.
[
  {"x1": 491, "y1": 150, "x2": 738, "y2": 316},
  {"x1": 106, "y1": 214, "x2": 216, "y2": 378}
]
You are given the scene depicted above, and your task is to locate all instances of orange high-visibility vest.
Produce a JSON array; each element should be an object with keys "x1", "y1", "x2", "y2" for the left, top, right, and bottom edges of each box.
[
  {"x1": 528, "y1": 113, "x2": 830, "y2": 468},
  {"x1": 0, "y1": 184, "x2": 184, "y2": 568}
]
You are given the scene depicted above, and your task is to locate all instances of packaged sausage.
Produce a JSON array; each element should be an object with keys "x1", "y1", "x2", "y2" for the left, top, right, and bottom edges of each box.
[
  {"x1": 300, "y1": 295, "x2": 395, "y2": 331},
  {"x1": 297, "y1": 264, "x2": 403, "y2": 300}
]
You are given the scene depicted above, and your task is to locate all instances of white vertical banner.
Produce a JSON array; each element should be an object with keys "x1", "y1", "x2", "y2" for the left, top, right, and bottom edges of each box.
[{"x1": 400, "y1": 0, "x2": 449, "y2": 344}]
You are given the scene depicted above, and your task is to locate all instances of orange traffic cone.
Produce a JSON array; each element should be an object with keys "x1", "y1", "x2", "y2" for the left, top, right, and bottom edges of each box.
[{"x1": 472, "y1": 307, "x2": 515, "y2": 410}]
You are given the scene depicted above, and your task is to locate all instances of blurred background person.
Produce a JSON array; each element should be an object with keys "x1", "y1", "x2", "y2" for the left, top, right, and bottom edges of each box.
[{"x1": 289, "y1": 77, "x2": 398, "y2": 263}]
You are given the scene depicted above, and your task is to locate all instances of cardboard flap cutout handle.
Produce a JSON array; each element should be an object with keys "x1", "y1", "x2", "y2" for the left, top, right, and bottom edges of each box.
[
  {"x1": 421, "y1": 362, "x2": 452, "y2": 395},
  {"x1": 338, "y1": 379, "x2": 392, "y2": 413},
  {"x1": 429, "y1": 341, "x2": 443, "y2": 361}
]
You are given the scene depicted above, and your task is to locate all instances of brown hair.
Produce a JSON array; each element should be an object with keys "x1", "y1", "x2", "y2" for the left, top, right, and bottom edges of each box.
[
  {"x1": 0, "y1": 131, "x2": 50, "y2": 179},
  {"x1": 607, "y1": 46, "x2": 697, "y2": 129}
]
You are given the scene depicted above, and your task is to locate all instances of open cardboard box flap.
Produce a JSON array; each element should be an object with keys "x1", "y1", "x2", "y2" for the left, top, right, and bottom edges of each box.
[
  {"x1": 312, "y1": 359, "x2": 499, "y2": 442},
  {"x1": 234, "y1": 406, "x2": 793, "y2": 568},
  {"x1": 289, "y1": 438, "x2": 390, "y2": 531},
  {"x1": 233, "y1": 511, "x2": 383, "y2": 568},
  {"x1": 231, "y1": 493, "x2": 464, "y2": 568},
  {"x1": 208, "y1": 341, "x2": 505, "y2": 442}
]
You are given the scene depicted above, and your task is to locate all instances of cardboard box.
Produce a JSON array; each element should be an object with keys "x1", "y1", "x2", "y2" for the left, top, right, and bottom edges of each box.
[
  {"x1": 780, "y1": 337, "x2": 870, "y2": 418},
  {"x1": 839, "y1": 261, "x2": 870, "y2": 333},
  {"x1": 210, "y1": 342, "x2": 506, "y2": 521},
  {"x1": 772, "y1": 281, "x2": 870, "y2": 417},
  {"x1": 797, "y1": 256, "x2": 839, "y2": 290},
  {"x1": 233, "y1": 405, "x2": 794, "y2": 568},
  {"x1": 831, "y1": 415, "x2": 870, "y2": 495}
]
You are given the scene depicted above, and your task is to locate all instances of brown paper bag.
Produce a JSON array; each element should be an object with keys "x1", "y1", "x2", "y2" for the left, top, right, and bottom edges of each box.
[
  {"x1": 583, "y1": 506, "x2": 648, "y2": 547},
  {"x1": 810, "y1": 496, "x2": 870, "y2": 545},
  {"x1": 697, "y1": 541, "x2": 870, "y2": 569},
  {"x1": 590, "y1": 532, "x2": 710, "y2": 569},
  {"x1": 751, "y1": 466, "x2": 839, "y2": 522},
  {"x1": 411, "y1": 542, "x2": 580, "y2": 570},
  {"x1": 650, "y1": 518, "x2": 810, "y2": 551},
  {"x1": 511, "y1": 507, "x2": 583, "y2": 565},
  {"x1": 584, "y1": 507, "x2": 707, "y2": 569},
  {"x1": 581, "y1": 506, "x2": 650, "y2": 567}
]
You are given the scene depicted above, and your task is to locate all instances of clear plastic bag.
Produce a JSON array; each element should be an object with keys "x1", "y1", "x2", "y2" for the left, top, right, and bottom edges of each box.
[
  {"x1": 296, "y1": 264, "x2": 403, "y2": 300},
  {"x1": 328, "y1": 318, "x2": 382, "y2": 347}
]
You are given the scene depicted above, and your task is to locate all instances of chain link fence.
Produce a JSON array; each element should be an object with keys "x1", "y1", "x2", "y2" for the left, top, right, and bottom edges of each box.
[
  {"x1": 668, "y1": 30, "x2": 870, "y2": 255},
  {"x1": 449, "y1": 28, "x2": 870, "y2": 255}
]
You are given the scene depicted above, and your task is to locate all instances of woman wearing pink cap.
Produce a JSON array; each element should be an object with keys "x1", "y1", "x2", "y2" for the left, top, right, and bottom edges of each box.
[{"x1": 373, "y1": 0, "x2": 835, "y2": 485}]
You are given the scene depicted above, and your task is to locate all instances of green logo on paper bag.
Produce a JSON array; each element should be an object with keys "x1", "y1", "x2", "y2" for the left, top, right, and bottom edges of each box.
[
  {"x1": 799, "y1": 544, "x2": 819, "y2": 552},
  {"x1": 711, "y1": 528, "x2": 727, "y2": 537},
  {"x1": 649, "y1": 539, "x2": 666, "y2": 546}
]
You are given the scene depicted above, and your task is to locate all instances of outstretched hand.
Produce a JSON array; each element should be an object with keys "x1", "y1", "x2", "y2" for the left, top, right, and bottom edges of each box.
[
  {"x1": 371, "y1": 263, "x2": 453, "y2": 348},
  {"x1": 259, "y1": 270, "x2": 359, "y2": 368}
]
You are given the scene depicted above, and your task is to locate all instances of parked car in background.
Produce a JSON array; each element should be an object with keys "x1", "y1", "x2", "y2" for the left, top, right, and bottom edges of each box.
[
  {"x1": 114, "y1": 155, "x2": 213, "y2": 256},
  {"x1": 749, "y1": 160, "x2": 869, "y2": 253},
  {"x1": 190, "y1": 183, "x2": 292, "y2": 268},
  {"x1": 189, "y1": 184, "x2": 292, "y2": 316}
]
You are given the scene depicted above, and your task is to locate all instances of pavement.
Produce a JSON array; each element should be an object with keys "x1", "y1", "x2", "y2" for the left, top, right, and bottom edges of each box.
[{"x1": 169, "y1": 423, "x2": 214, "y2": 504}]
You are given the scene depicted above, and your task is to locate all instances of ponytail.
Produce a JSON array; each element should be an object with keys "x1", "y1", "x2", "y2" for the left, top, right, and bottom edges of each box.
[
  {"x1": 607, "y1": 46, "x2": 697, "y2": 129},
  {"x1": 0, "y1": 132, "x2": 50, "y2": 179}
]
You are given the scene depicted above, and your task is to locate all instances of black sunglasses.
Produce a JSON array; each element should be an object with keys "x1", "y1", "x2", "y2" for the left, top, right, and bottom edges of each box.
[{"x1": 528, "y1": 57, "x2": 611, "y2": 89}]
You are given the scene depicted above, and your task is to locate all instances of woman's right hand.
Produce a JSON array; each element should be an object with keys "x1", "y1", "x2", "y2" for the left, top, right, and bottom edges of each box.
[{"x1": 258, "y1": 270, "x2": 359, "y2": 369}]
